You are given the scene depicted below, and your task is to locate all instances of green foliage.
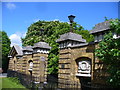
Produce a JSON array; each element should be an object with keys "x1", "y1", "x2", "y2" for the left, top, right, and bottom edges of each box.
[
  {"x1": 22, "y1": 20, "x2": 94, "y2": 74},
  {"x1": 22, "y1": 21, "x2": 94, "y2": 46},
  {"x1": 47, "y1": 40, "x2": 59, "y2": 74},
  {"x1": 95, "y1": 19, "x2": 120, "y2": 87},
  {"x1": 110, "y1": 19, "x2": 120, "y2": 35},
  {"x1": 75, "y1": 29, "x2": 94, "y2": 42},
  {"x1": 0, "y1": 31, "x2": 11, "y2": 72}
]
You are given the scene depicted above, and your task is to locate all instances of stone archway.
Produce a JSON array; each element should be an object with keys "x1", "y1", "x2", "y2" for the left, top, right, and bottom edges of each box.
[{"x1": 28, "y1": 60, "x2": 33, "y2": 72}]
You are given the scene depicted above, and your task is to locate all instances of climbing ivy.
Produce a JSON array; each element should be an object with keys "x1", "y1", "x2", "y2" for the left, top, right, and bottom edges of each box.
[{"x1": 95, "y1": 19, "x2": 120, "y2": 87}]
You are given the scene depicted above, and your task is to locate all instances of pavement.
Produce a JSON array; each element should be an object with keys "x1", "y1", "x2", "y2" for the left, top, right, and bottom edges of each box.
[{"x1": 0, "y1": 73, "x2": 7, "y2": 77}]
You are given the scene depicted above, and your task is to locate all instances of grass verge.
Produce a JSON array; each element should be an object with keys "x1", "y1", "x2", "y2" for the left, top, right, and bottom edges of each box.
[{"x1": 0, "y1": 77, "x2": 28, "y2": 89}]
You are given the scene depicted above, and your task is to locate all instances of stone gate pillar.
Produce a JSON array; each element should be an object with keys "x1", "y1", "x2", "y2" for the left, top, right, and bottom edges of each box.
[
  {"x1": 32, "y1": 42, "x2": 51, "y2": 83},
  {"x1": 56, "y1": 32, "x2": 88, "y2": 88}
]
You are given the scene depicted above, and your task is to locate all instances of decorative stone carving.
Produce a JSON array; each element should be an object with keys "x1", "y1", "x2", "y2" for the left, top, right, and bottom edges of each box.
[{"x1": 76, "y1": 61, "x2": 91, "y2": 77}]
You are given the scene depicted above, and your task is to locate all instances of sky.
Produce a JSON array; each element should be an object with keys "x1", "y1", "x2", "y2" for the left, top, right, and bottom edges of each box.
[{"x1": 2, "y1": 2, "x2": 119, "y2": 46}]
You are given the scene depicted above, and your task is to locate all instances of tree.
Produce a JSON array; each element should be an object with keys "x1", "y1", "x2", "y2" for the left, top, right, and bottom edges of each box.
[
  {"x1": 0, "y1": 31, "x2": 11, "y2": 73},
  {"x1": 22, "y1": 20, "x2": 94, "y2": 74},
  {"x1": 22, "y1": 21, "x2": 94, "y2": 46},
  {"x1": 75, "y1": 29, "x2": 94, "y2": 42},
  {"x1": 95, "y1": 19, "x2": 120, "y2": 87}
]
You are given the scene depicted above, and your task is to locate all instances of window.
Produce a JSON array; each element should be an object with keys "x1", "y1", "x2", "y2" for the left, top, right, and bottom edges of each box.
[
  {"x1": 63, "y1": 42, "x2": 65, "y2": 47},
  {"x1": 24, "y1": 51, "x2": 32, "y2": 55},
  {"x1": 71, "y1": 41, "x2": 74, "y2": 46},
  {"x1": 102, "y1": 32, "x2": 105, "y2": 39},
  {"x1": 59, "y1": 44, "x2": 61, "y2": 48},
  {"x1": 61, "y1": 43, "x2": 63, "y2": 48},
  {"x1": 94, "y1": 35, "x2": 97, "y2": 42},
  {"x1": 67, "y1": 41, "x2": 71, "y2": 47},
  {"x1": 65, "y1": 41, "x2": 67, "y2": 47},
  {"x1": 99, "y1": 34, "x2": 103, "y2": 41},
  {"x1": 98, "y1": 35, "x2": 100, "y2": 41}
]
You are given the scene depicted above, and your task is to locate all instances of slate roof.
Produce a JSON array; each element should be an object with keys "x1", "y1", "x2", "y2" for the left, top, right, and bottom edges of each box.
[
  {"x1": 22, "y1": 46, "x2": 33, "y2": 51},
  {"x1": 32, "y1": 42, "x2": 51, "y2": 49},
  {"x1": 56, "y1": 32, "x2": 86, "y2": 42},
  {"x1": 90, "y1": 20, "x2": 111, "y2": 34},
  {"x1": 8, "y1": 44, "x2": 23, "y2": 56},
  {"x1": 14, "y1": 45, "x2": 23, "y2": 55}
]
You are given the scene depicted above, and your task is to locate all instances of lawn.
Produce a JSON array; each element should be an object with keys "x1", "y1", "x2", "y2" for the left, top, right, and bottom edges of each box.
[{"x1": 0, "y1": 77, "x2": 28, "y2": 89}]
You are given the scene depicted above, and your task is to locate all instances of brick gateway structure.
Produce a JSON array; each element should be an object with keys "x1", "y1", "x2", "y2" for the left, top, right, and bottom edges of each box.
[{"x1": 8, "y1": 20, "x2": 119, "y2": 89}]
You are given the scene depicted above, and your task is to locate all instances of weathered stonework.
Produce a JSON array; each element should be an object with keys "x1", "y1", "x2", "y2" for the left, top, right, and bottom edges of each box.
[
  {"x1": 32, "y1": 53, "x2": 48, "y2": 82},
  {"x1": 8, "y1": 37, "x2": 109, "y2": 88},
  {"x1": 8, "y1": 42, "x2": 50, "y2": 84},
  {"x1": 58, "y1": 44, "x2": 94, "y2": 88},
  {"x1": 8, "y1": 20, "x2": 118, "y2": 88}
]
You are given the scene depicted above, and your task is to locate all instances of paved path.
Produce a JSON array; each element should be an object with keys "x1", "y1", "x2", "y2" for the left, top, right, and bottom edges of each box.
[{"x1": 0, "y1": 73, "x2": 7, "y2": 77}]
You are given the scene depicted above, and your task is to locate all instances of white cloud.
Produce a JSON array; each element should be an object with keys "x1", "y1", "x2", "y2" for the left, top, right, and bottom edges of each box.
[
  {"x1": 9, "y1": 34, "x2": 22, "y2": 47},
  {"x1": 22, "y1": 32, "x2": 26, "y2": 38},
  {"x1": 6, "y1": 3, "x2": 16, "y2": 10},
  {"x1": 9, "y1": 31, "x2": 26, "y2": 47},
  {"x1": 16, "y1": 31, "x2": 26, "y2": 38}
]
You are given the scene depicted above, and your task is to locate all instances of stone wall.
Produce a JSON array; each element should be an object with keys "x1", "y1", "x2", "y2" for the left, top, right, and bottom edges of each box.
[
  {"x1": 8, "y1": 52, "x2": 48, "y2": 83},
  {"x1": 58, "y1": 43, "x2": 109, "y2": 88},
  {"x1": 8, "y1": 43, "x2": 109, "y2": 88},
  {"x1": 22, "y1": 54, "x2": 33, "y2": 75},
  {"x1": 32, "y1": 53, "x2": 48, "y2": 82},
  {"x1": 58, "y1": 44, "x2": 94, "y2": 88}
]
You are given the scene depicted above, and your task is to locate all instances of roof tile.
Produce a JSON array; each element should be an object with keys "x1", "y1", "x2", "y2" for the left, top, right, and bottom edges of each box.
[{"x1": 56, "y1": 32, "x2": 86, "y2": 42}]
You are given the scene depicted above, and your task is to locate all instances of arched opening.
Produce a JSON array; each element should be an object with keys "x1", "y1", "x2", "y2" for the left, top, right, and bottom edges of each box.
[
  {"x1": 28, "y1": 60, "x2": 33, "y2": 84},
  {"x1": 14, "y1": 61, "x2": 16, "y2": 71},
  {"x1": 28, "y1": 60, "x2": 33, "y2": 71}
]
